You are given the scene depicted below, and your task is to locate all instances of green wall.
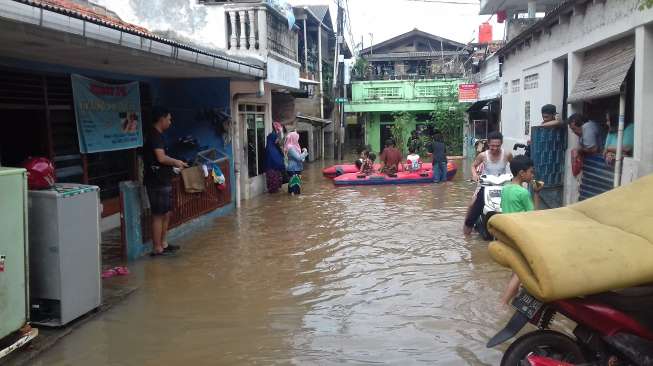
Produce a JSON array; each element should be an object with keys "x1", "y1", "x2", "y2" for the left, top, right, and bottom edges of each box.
[{"x1": 348, "y1": 78, "x2": 466, "y2": 154}]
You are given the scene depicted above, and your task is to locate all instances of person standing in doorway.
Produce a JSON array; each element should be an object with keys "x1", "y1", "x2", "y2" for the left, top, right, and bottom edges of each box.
[
  {"x1": 568, "y1": 113, "x2": 603, "y2": 156},
  {"x1": 144, "y1": 106, "x2": 188, "y2": 256},
  {"x1": 431, "y1": 133, "x2": 448, "y2": 183},
  {"x1": 539, "y1": 104, "x2": 561, "y2": 127}
]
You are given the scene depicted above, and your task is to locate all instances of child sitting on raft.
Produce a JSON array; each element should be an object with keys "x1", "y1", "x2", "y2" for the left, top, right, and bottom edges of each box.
[
  {"x1": 405, "y1": 146, "x2": 423, "y2": 172},
  {"x1": 357, "y1": 150, "x2": 376, "y2": 176}
]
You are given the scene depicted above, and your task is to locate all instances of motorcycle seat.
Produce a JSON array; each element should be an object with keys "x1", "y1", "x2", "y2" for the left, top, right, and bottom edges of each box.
[{"x1": 587, "y1": 286, "x2": 653, "y2": 332}]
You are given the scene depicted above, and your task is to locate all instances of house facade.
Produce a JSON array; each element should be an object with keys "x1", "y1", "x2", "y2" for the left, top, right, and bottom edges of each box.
[
  {"x1": 345, "y1": 29, "x2": 471, "y2": 154},
  {"x1": 0, "y1": 0, "x2": 265, "y2": 259},
  {"x1": 484, "y1": 0, "x2": 653, "y2": 204}
]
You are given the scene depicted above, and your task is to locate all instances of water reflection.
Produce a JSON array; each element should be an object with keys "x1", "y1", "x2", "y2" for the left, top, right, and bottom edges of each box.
[{"x1": 32, "y1": 159, "x2": 511, "y2": 365}]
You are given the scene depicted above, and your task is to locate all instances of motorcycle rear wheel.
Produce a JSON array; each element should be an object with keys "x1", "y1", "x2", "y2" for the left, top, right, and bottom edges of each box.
[{"x1": 500, "y1": 330, "x2": 587, "y2": 366}]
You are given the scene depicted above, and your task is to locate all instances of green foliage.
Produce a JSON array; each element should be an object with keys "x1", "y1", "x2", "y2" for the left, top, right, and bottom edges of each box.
[
  {"x1": 391, "y1": 112, "x2": 412, "y2": 155},
  {"x1": 640, "y1": 0, "x2": 653, "y2": 9},
  {"x1": 352, "y1": 58, "x2": 369, "y2": 80},
  {"x1": 430, "y1": 106, "x2": 465, "y2": 156}
]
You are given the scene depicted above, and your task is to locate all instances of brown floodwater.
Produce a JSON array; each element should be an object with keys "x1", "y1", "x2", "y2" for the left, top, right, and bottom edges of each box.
[{"x1": 31, "y1": 160, "x2": 515, "y2": 366}]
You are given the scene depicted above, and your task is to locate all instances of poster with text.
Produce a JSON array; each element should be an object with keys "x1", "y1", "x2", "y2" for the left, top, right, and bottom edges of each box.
[
  {"x1": 458, "y1": 83, "x2": 479, "y2": 103},
  {"x1": 71, "y1": 74, "x2": 143, "y2": 154}
]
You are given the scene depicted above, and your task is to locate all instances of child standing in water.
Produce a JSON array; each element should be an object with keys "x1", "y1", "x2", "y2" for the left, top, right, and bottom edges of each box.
[{"x1": 498, "y1": 155, "x2": 543, "y2": 306}]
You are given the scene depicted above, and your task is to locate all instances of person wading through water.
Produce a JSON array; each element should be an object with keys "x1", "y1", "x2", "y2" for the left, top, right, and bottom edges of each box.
[{"x1": 463, "y1": 131, "x2": 512, "y2": 235}]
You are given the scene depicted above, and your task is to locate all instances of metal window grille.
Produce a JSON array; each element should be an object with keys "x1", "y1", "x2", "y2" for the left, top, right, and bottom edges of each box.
[
  {"x1": 524, "y1": 73, "x2": 539, "y2": 90},
  {"x1": 365, "y1": 87, "x2": 401, "y2": 99},
  {"x1": 415, "y1": 85, "x2": 453, "y2": 98},
  {"x1": 511, "y1": 79, "x2": 520, "y2": 93}
]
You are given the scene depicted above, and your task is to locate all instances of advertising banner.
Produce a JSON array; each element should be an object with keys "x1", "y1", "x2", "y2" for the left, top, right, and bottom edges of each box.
[{"x1": 71, "y1": 74, "x2": 143, "y2": 153}]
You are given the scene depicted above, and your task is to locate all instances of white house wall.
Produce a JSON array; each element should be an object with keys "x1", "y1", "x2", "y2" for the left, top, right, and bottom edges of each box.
[
  {"x1": 499, "y1": 0, "x2": 653, "y2": 204},
  {"x1": 479, "y1": 55, "x2": 502, "y2": 101}
]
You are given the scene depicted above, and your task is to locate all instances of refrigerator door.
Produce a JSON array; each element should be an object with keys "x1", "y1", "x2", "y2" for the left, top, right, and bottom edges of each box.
[{"x1": 0, "y1": 168, "x2": 28, "y2": 338}]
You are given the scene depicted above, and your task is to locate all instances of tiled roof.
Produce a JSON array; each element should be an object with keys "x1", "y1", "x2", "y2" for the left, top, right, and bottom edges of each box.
[{"x1": 24, "y1": 0, "x2": 151, "y2": 34}]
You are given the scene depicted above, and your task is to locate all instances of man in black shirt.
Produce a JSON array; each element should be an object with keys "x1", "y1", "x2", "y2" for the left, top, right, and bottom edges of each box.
[{"x1": 144, "y1": 106, "x2": 187, "y2": 256}]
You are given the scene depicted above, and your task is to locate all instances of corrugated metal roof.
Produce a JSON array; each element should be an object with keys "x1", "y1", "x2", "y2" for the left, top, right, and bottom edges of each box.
[
  {"x1": 306, "y1": 5, "x2": 328, "y2": 24},
  {"x1": 579, "y1": 156, "x2": 614, "y2": 201},
  {"x1": 568, "y1": 37, "x2": 635, "y2": 103},
  {"x1": 365, "y1": 51, "x2": 466, "y2": 61}
]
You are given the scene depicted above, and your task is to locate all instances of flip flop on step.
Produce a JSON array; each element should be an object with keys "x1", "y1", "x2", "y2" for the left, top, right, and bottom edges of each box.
[{"x1": 101, "y1": 266, "x2": 130, "y2": 278}]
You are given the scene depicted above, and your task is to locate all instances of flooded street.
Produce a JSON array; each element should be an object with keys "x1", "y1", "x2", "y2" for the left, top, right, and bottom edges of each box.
[{"x1": 32, "y1": 161, "x2": 512, "y2": 365}]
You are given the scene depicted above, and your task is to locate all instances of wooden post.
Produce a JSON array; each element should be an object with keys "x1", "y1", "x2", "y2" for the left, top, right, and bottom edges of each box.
[{"x1": 42, "y1": 76, "x2": 55, "y2": 159}]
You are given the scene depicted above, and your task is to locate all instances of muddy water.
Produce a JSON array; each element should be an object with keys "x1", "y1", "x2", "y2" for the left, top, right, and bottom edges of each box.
[{"x1": 32, "y1": 161, "x2": 513, "y2": 365}]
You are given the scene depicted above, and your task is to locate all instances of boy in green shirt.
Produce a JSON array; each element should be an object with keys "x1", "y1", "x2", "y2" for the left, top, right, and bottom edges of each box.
[{"x1": 498, "y1": 155, "x2": 543, "y2": 305}]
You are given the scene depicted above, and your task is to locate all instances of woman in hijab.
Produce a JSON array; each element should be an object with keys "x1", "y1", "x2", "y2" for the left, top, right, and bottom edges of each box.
[
  {"x1": 265, "y1": 122, "x2": 286, "y2": 193},
  {"x1": 284, "y1": 131, "x2": 308, "y2": 194}
]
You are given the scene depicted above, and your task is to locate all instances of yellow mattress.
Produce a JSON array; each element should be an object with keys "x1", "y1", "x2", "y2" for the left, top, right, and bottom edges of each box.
[{"x1": 488, "y1": 174, "x2": 653, "y2": 302}]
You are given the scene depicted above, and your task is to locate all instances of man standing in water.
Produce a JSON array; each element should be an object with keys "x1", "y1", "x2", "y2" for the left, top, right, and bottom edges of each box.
[
  {"x1": 463, "y1": 131, "x2": 512, "y2": 235},
  {"x1": 144, "y1": 106, "x2": 188, "y2": 256}
]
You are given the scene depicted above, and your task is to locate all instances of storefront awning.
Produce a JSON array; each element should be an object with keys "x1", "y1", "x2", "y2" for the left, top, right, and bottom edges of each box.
[
  {"x1": 299, "y1": 78, "x2": 320, "y2": 85},
  {"x1": 567, "y1": 37, "x2": 635, "y2": 103},
  {"x1": 466, "y1": 99, "x2": 491, "y2": 113}
]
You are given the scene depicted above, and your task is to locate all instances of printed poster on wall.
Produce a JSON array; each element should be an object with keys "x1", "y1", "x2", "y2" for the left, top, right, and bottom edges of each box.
[
  {"x1": 458, "y1": 83, "x2": 480, "y2": 103},
  {"x1": 71, "y1": 74, "x2": 143, "y2": 154}
]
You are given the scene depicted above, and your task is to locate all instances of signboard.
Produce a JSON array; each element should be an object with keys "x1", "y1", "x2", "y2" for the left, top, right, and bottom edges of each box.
[
  {"x1": 335, "y1": 98, "x2": 348, "y2": 104},
  {"x1": 71, "y1": 75, "x2": 143, "y2": 153},
  {"x1": 458, "y1": 83, "x2": 480, "y2": 103},
  {"x1": 266, "y1": 57, "x2": 300, "y2": 89}
]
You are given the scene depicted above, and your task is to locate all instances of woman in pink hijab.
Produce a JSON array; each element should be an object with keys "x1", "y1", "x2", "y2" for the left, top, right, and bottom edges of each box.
[{"x1": 284, "y1": 131, "x2": 308, "y2": 194}]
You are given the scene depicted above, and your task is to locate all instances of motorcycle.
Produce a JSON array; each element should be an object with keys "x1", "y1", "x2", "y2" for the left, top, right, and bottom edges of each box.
[
  {"x1": 474, "y1": 173, "x2": 513, "y2": 241},
  {"x1": 487, "y1": 288, "x2": 653, "y2": 365}
]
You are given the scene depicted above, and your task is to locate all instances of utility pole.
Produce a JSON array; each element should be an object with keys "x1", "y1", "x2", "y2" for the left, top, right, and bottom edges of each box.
[{"x1": 337, "y1": 0, "x2": 345, "y2": 161}]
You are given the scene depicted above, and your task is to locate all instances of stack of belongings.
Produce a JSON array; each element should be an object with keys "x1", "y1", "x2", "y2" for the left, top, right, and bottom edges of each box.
[{"x1": 488, "y1": 174, "x2": 653, "y2": 302}]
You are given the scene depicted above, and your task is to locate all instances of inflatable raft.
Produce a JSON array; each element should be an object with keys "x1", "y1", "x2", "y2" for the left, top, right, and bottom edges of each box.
[
  {"x1": 333, "y1": 161, "x2": 457, "y2": 186},
  {"x1": 324, "y1": 161, "x2": 457, "y2": 178}
]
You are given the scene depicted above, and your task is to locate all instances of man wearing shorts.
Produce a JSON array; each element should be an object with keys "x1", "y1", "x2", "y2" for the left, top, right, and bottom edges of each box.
[{"x1": 144, "y1": 106, "x2": 187, "y2": 256}]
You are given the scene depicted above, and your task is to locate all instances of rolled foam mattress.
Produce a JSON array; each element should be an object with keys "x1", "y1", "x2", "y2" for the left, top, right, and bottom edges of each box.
[{"x1": 487, "y1": 174, "x2": 653, "y2": 302}]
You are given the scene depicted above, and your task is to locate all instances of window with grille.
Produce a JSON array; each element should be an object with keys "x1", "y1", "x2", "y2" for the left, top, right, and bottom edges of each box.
[
  {"x1": 415, "y1": 85, "x2": 452, "y2": 98},
  {"x1": 524, "y1": 73, "x2": 539, "y2": 90},
  {"x1": 511, "y1": 79, "x2": 520, "y2": 93},
  {"x1": 365, "y1": 87, "x2": 401, "y2": 99}
]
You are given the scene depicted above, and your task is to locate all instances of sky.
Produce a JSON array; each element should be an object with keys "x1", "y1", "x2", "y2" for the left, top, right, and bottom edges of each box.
[
  {"x1": 291, "y1": 0, "x2": 504, "y2": 52},
  {"x1": 93, "y1": 0, "x2": 504, "y2": 54}
]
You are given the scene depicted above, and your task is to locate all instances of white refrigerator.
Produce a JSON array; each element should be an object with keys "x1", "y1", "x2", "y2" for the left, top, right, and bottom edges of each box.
[{"x1": 28, "y1": 184, "x2": 102, "y2": 326}]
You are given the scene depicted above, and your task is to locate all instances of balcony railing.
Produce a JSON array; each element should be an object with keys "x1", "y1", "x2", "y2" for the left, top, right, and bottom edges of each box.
[{"x1": 225, "y1": 2, "x2": 298, "y2": 61}]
